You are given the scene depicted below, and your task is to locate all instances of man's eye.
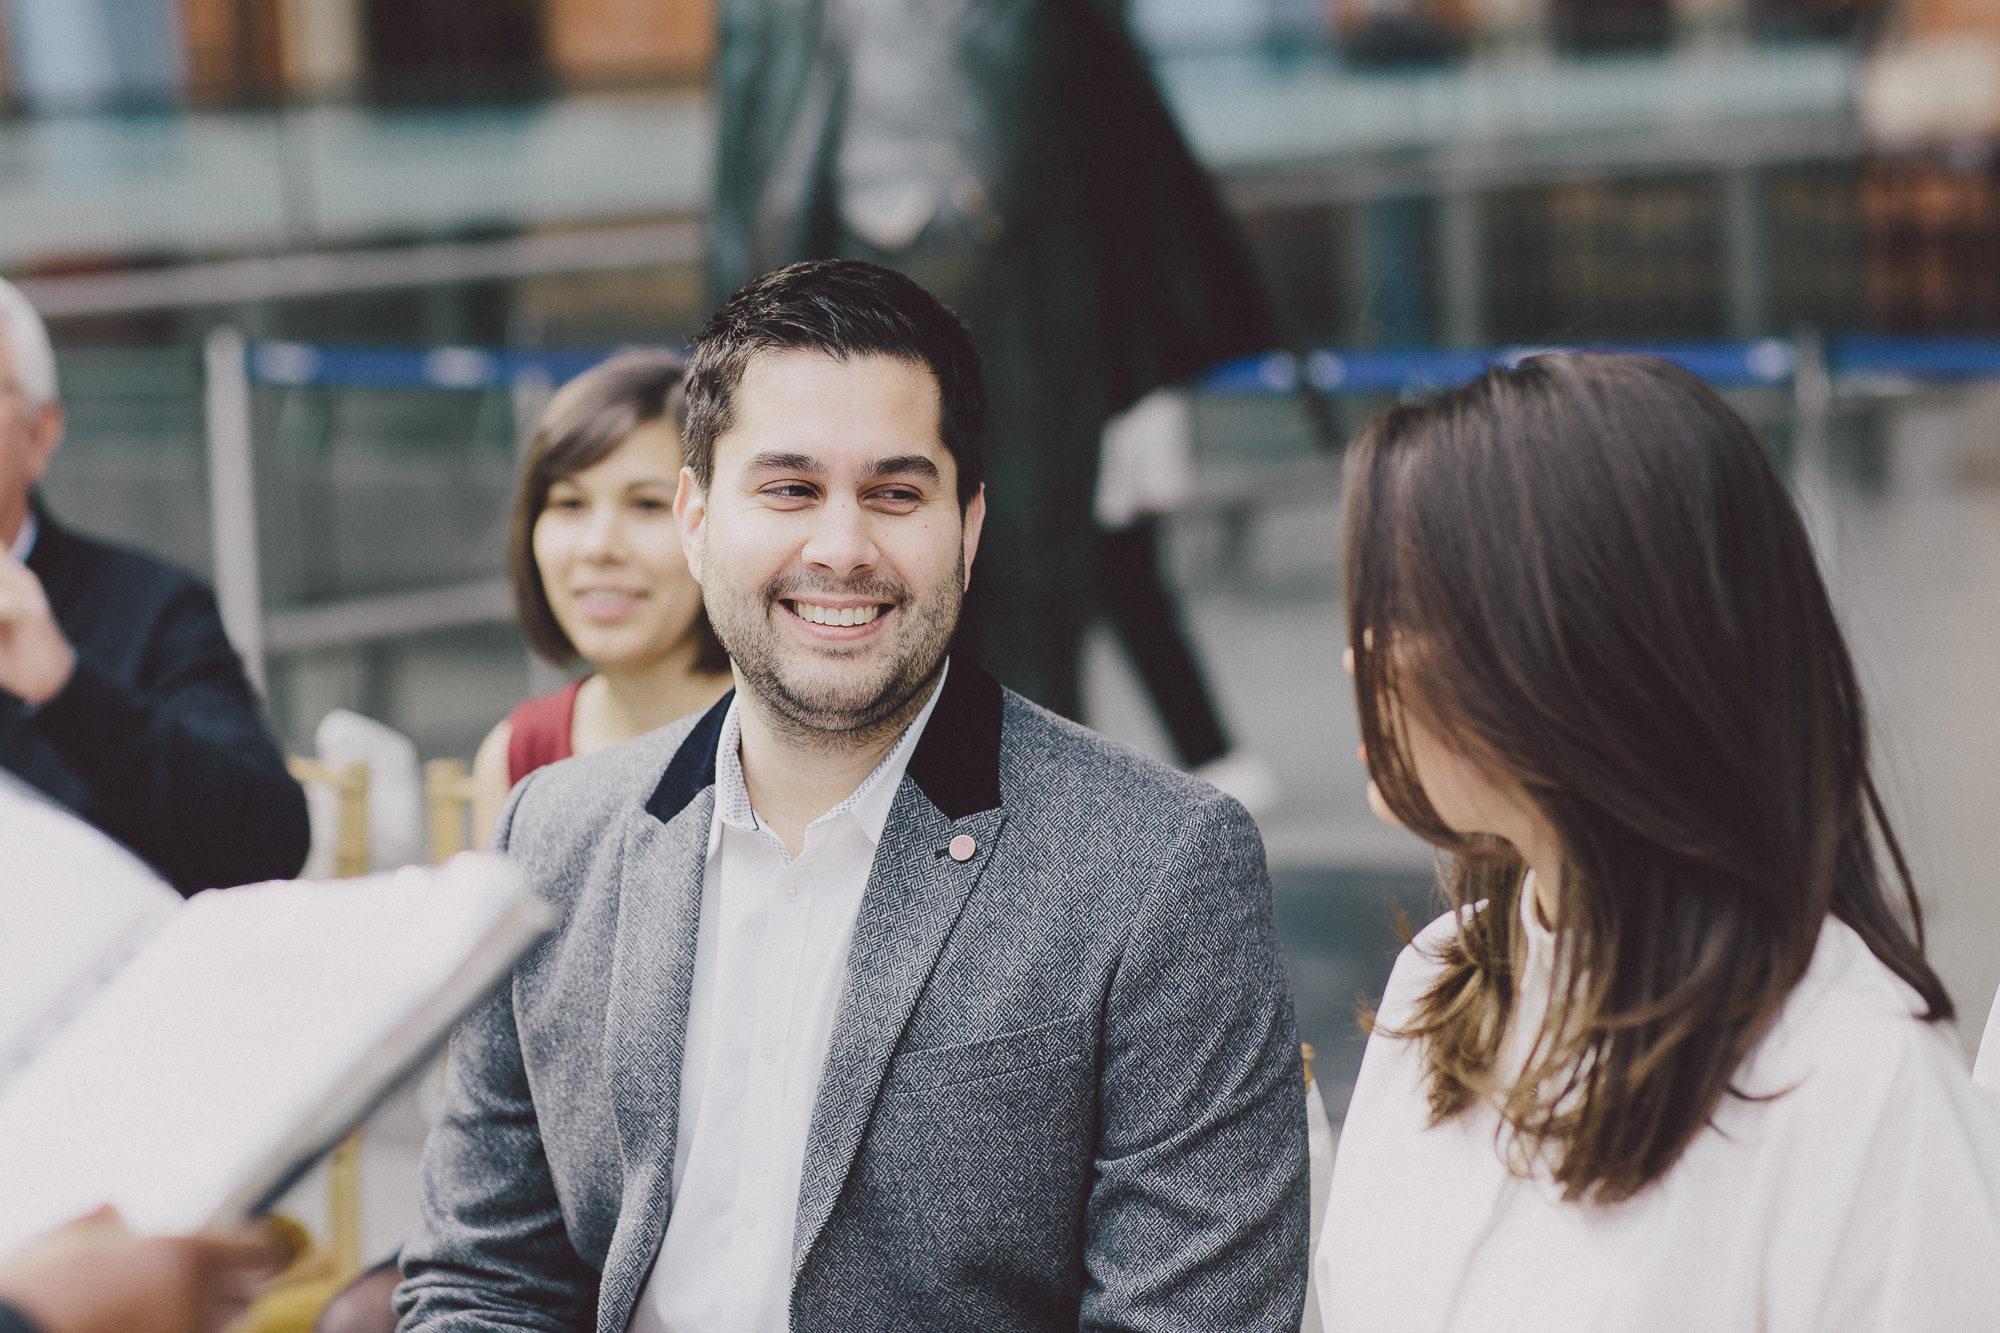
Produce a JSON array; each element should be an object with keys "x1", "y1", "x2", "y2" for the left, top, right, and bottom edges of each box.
[
  {"x1": 546, "y1": 495, "x2": 585, "y2": 512},
  {"x1": 764, "y1": 483, "x2": 817, "y2": 499},
  {"x1": 871, "y1": 487, "x2": 922, "y2": 506},
  {"x1": 631, "y1": 496, "x2": 670, "y2": 512}
]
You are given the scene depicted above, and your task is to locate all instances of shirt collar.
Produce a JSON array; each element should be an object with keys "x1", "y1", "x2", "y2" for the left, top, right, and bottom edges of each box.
[
  {"x1": 8, "y1": 511, "x2": 36, "y2": 564},
  {"x1": 711, "y1": 659, "x2": 951, "y2": 853}
]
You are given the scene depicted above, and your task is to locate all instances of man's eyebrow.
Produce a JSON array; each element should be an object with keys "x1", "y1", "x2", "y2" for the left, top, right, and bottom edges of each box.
[
  {"x1": 864, "y1": 455, "x2": 941, "y2": 481},
  {"x1": 745, "y1": 451, "x2": 821, "y2": 473}
]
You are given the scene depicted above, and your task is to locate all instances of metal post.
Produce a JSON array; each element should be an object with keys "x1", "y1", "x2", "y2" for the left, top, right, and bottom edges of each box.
[
  {"x1": 1723, "y1": 167, "x2": 1770, "y2": 338},
  {"x1": 1340, "y1": 203, "x2": 1374, "y2": 348},
  {"x1": 1791, "y1": 328, "x2": 1837, "y2": 591},
  {"x1": 204, "y1": 326, "x2": 266, "y2": 693},
  {"x1": 1438, "y1": 188, "x2": 1488, "y2": 348},
  {"x1": 512, "y1": 365, "x2": 552, "y2": 461}
]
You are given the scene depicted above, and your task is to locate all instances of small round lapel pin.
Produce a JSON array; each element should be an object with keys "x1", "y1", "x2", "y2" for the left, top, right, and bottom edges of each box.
[{"x1": 947, "y1": 834, "x2": 977, "y2": 862}]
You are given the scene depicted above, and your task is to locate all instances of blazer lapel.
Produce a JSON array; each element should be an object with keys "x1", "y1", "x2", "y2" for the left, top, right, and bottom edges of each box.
[
  {"x1": 596, "y1": 696, "x2": 730, "y2": 1333},
  {"x1": 790, "y1": 662, "x2": 1009, "y2": 1277},
  {"x1": 790, "y1": 794, "x2": 1007, "y2": 1276}
]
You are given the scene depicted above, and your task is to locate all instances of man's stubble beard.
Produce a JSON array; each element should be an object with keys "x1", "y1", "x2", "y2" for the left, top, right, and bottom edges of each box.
[{"x1": 702, "y1": 541, "x2": 963, "y2": 753}]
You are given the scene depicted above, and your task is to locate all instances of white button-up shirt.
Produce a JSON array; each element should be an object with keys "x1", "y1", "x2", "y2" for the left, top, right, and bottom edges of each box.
[
  {"x1": 628, "y1": 665, "x2": 948, "y2": 1333},
  {"x1": 1316, "y1": 888, "x2": 2000, "y2": 1332}
]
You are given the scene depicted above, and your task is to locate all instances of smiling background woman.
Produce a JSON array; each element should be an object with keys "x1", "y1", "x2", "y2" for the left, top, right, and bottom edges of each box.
[{"x1": 470, "y1": 351, "x2": 734, "y2": 844}]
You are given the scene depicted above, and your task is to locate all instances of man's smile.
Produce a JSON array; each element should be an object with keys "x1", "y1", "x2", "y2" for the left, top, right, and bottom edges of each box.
[{"x1": 781, "y1": 598, "x2": 892, "y2": 632}]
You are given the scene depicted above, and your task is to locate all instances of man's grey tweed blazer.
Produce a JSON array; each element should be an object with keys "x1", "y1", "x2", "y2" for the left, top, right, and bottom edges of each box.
[{"x1": 398, "y1": 663, "x2": 1309, "y2": 1332}]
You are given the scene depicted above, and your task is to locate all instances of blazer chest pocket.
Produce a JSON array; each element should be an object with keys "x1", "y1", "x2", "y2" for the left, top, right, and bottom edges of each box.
[{"x1": 888, "y1": 1014, "x2": 1090, "y2": 1094}]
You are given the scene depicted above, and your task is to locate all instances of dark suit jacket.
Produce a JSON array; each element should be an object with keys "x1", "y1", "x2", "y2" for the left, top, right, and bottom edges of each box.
[
  {"x1": 0, "y1": 502, "x2": 308, "y2": 894},
  {"x1": 400, "y1": 665, "x2": 1309, "y2": 1332}
]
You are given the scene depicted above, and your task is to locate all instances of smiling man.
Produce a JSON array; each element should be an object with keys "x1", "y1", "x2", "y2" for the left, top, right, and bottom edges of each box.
[{"x1": 399, "y1": 260, "x2": 1308, "y2": 1333}]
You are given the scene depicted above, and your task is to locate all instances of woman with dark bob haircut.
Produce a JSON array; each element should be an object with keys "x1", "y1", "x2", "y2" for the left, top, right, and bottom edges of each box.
[
  {"x1": 1316, "y1": 354, "x2": 2000, "y2": 1329},
  {"x1": 469, "y1": 349, "x2": 733, "y2": 843}
]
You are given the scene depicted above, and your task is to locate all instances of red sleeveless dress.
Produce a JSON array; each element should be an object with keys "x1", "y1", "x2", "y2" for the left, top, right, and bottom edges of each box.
[{"x1": 505, "y1": 676, "x2": 587, "y2": 787}]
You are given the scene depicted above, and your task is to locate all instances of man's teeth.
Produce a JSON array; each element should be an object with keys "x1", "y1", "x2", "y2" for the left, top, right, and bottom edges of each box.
[{"x1": 793, "y1": 602, "x2": 883, "y2": 627}]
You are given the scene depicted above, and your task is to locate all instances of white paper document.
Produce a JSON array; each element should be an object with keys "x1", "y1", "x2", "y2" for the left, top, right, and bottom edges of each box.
[{"x1": 0, "y1": 789, "x2": 552, "y2": 1253}]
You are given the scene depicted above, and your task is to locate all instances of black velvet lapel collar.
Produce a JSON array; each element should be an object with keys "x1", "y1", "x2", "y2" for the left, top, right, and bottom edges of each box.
[
  {"x1": 904, "y1": 661, "x2": 1005, "y2": 820},
  {"x1": 640, "y1": 660, "x2": 1005, "y2": 828},
  {"x1": 644, "y1": 690, "x2": 733, "y2": 824}
]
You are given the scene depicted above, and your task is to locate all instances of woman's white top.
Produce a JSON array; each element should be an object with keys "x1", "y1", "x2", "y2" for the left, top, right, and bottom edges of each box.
[{"x1": 1315, "y1": 892, "x2": 2000, "y2": 1332}]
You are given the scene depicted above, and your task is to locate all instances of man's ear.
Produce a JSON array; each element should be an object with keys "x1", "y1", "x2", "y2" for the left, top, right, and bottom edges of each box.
[
  {"x1": 960, "y1": 484, "x2": 986, "y2": 590},
  {"x1": 674, "y1": 466, "x2": 708, "y2": 582},
  {"x1": 24, "y1": 403, "x2": 62, "y2": 483}
]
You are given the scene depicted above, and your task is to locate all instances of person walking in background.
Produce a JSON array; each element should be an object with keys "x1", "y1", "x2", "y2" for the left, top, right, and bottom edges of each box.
[
  {"x1": 469, "y1": 350, "x2": 733, "y2": 843},
  {"x1": 1095, "y1": 384, "x2": 1280, "y2": 811},
  {"x1": 709, "y1": 0, "x2": 1281, "y2": 779},
  {"x1": 1320, "y1": 355, "x2": 2000, "y2": 1330},
  {"x1": 0, "y1": 278, "x2": 306, "y2": 894}
]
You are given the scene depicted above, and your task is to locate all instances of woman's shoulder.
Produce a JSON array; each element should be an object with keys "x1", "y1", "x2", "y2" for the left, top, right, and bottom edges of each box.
[
  {"x1": 1746, "y1": 918, "x2": 1989, "y2": 1122},
  {"x1": 504, "y1": 676, "x2": 587, "y2": 787},
  {"x1": 1376, "y1": 902, "x2": 1478, "y2": 1024}
]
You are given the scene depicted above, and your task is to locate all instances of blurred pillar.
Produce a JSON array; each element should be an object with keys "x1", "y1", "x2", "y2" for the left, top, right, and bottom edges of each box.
[
  {"x1": 1672, "y1": 0, "x2": 1747, "y2": 47},
  {"x1": 1436, "y1": 188, "x2": 1487, "y2": 347},
  {"x1": 184, "y1": 0, "x2": 286, "y2": 104},
  {"x1": 1469, "y1": 0, "x2": 1550, "y2": 57},
  {"x1": 544, "y1": 0, "x2": 716, "y2": 89},
  {"x1": 3, "y1": 0, "x2": 117, "y2": 109},
  {"x1": 1722, "y1": 166, "x2": 1770, "y2": 338},
  {"x1": 279, "y1": 0, "x2": 362, "y2": 98},
  {"x1": 363, "y1": 0, "x2": 545, "y2": 104},
  {"x1": 1345, "y1": 197, "x2": 1429, "y2": 347},
  {"x1": 205, "y1": 327, "x2": 268, "y2": 695},
  {"x1": 1790, "y1": 328, "x2": 1837, "y2": 590},
  {"x1": 1551, "y1": 0, "x2": 1669, "y2": 52}
]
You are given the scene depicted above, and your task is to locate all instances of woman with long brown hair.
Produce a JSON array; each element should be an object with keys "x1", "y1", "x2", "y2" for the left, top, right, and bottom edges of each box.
[{"x1": 1317, "y1": 355, "x2": 2000, "y2": 1329}]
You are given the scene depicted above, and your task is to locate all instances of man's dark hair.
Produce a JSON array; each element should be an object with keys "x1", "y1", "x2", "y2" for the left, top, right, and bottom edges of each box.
[{"x1": 682, "y1": 259, "x2": 985, "y2": 507}]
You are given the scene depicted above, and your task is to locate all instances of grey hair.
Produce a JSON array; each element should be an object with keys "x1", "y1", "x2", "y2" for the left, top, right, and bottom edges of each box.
[{"x1": 0, "y1": 279, "x2": 58, "y2": 409}]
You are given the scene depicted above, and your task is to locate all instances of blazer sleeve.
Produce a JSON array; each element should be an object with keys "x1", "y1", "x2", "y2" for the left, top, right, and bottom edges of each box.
[
  {"x1": 397, "y1": 776, "x2": 602, "y2": 1333},
  {"x1": 1082, "y1": 791, "x2": 1312, "y2": 1332},
  {"x1": 31, "y1": 581, "x2": 307, "y2": 893}
]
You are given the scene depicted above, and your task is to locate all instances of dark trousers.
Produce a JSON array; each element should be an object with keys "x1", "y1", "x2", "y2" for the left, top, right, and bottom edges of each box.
[{"x1": 1097, "y1": 518, "x2": 1230, "y2": 769}]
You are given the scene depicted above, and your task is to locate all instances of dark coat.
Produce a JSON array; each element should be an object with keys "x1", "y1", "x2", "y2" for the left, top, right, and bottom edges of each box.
[
  {"x1": 710, "y1": 0, "x2": 1280, "y2": 712},
  {"x1": 0, "y1": 502, "x2": 308, "y2": 894}
]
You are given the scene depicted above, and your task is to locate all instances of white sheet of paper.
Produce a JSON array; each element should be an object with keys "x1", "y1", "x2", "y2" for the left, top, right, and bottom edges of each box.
[
  {"x1": 0, "y1": 854, "x2": 539, "y2": 1252},
  {"x1": 0, "y1": 773, "x2": 180, "y2": 1077}
]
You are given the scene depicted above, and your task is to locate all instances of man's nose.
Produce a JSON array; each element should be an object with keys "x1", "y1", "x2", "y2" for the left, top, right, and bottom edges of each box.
[{"x1": 800, "y1": 497, "x2": 878, "y2": 579}]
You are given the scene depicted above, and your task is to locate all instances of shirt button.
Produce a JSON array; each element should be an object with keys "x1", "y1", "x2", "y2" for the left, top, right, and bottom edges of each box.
[
  {"x1": 781, "y1": 882, "x2": 800, "y2": 902},
  {"x1": 742, "y1": 1208, "x2": 760, "y2": 1227},
  {"x1": 761, "y1": 1045, "x2": 778, "y2": 1063}
]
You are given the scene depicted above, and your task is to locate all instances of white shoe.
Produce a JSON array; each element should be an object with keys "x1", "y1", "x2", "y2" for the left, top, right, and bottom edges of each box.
[{"x1": 1193, "y1": 749, "x2": 1281, "y2": 818}]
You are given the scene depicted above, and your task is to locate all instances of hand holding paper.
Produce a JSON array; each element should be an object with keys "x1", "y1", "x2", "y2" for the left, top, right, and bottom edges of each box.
[{"x1": 0, "y1": 1207, "x2": 285, "y2": 1333}]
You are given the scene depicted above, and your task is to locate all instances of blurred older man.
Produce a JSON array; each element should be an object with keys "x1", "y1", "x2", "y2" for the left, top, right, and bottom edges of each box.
[{"x1": 0, "y1": 279, "x2": 306, "y2": 893}]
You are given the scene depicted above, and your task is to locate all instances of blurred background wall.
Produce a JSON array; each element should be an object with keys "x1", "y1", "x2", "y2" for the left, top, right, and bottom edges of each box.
[{"x1": 8, "y1": 1, "x2": 2000, "y2": 1197}]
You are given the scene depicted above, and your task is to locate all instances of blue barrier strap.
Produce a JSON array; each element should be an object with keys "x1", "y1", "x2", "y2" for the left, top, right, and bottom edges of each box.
[
  {"x1": 246, "y1": 335, "x2": 2000, "y2": 396},
  {"x1": 1831, "y1": 336, "x2": 2000, "y2": 380},
  {"x1": 246, "y1": 342, "x2": 634, "y2": 389},
  {"x1": 1200, "y1": 338, "x2": 1798, "y2": 397}
]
